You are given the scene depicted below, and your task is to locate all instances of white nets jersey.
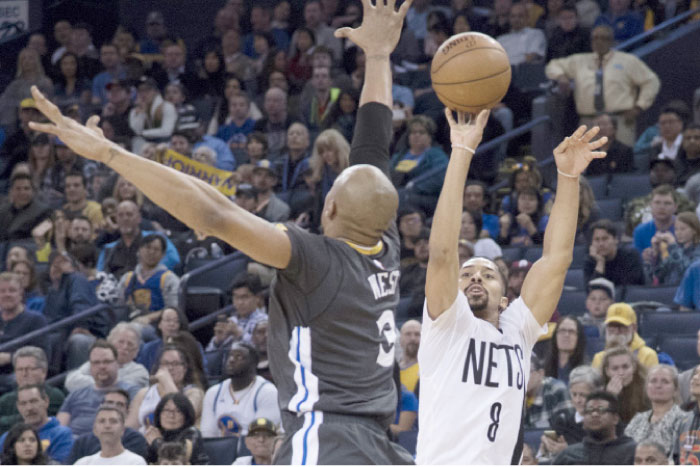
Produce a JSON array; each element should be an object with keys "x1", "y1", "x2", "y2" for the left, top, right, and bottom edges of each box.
[{"x1": 416, "y1": 292, "x2": 545, "y2": 465}]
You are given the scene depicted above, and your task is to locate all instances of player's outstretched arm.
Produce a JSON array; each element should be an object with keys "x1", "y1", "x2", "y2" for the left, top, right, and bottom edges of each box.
[
  {"x1": 521, "y1": 126, "x2": 607, "y2": 325},
  {"x1": 336, "y1": 0, "x2": 412, "y2": 173},
  {"x1": 29, "y1": 86, "x2": 292, "y2": 269},
  {"x1": 426, "y1": 109, "x2": 489, "y2": 320}
]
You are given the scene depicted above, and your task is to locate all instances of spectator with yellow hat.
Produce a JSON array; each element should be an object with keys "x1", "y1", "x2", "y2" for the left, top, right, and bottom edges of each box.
[{"x1": 591, "y1": 303, "x2": 659, "y2": 370}]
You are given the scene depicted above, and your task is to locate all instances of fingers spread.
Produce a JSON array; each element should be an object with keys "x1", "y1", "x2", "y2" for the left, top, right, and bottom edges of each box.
[
  {"x1": 571, "y1": 125, "x2": 587, "y2": 139},
  {"x1": 28, "y1": 121, "x2": 59, "y2": 136},
  {"x1": 590, "y1": 151, "x2": 607, "y2": 159},
  {"x1": 458, "y1": 112, "x2": 465, "y2": 125},
  {"x1": 476, "y1": 109, "x2": 490, "y2": 128},
  {"x1": 398, "y1": 0, "x2": 413, "y2": 16},
  {"x1": 31, "y1": 85, "x2": 63, "y2": 123},
  {"x1": 444, "y1": 107, "x2": 457, "y2": 126},
  {"x1": 589, "y1": 136, "x2": 608, "y2": 149},
  {"x1": 581, "y1": 125, "x2": 600, "y2": 143},
  {"x1": 334, "y1": 27, "x2": 351, "y2": 38}
]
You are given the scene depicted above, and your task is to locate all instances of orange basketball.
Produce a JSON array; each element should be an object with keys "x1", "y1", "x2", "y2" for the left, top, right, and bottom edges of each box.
[{"x1": 431, "y1": 32, "x2": 512, "y2": 114}]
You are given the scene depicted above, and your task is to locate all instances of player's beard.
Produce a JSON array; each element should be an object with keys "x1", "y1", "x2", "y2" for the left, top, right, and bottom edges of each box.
[{"x1": 467, "y1": 294, "x2": 489, "y2": 315}]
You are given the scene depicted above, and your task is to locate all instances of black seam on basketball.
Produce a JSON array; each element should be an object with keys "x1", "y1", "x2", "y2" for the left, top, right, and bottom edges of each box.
[
  {"x1": 435, "y1": 89, "x2": 504, "y2": 109},
  {"x1": 431, "y1": 46, "x2": 509, "y2": 75},
  {"x1": 432, "y1": 67, "x2": 511, "y2": 86}
]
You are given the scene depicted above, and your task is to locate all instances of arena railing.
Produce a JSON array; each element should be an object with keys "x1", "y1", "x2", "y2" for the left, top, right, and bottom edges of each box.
[
  {"x1": 615, "y1": 6, "x2": 700, "y2": 51},
  {"x1": 0, "y1": 303, "x2": 113, "y2": 354}
]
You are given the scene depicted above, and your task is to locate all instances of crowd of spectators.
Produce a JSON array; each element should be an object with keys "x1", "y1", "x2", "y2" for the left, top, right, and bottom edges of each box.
[{"x1": 0, "y1": 0, "x2": 699, "y2": 464}]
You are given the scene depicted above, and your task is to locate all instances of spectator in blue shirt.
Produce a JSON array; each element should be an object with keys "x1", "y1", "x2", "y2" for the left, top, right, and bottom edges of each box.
[
  {"x1": 675, "y1": 259, "x2": 700, "y2": 311},
  {"x1": 463, "y1": 180, "x2": 500, "y2": 239},
  {"x1": 244, "y1": 4, "x2": 290, "y2": 58},
  {"x1": 635, "y1": 184, "x2": 677, "y2": 253},
  {"x1": 0, "y1": 384, "x2": 73, "y2": 463},
  {"x1": 593, "y1": 0, "x2": 643, "y2": 42}
]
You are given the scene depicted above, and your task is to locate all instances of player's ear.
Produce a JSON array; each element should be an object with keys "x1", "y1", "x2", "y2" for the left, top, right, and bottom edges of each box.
[
  {"x1": 498, "y1": 296, "x2": 508, "y2": 313},
  {"x1": 324, "y1": 198, "x2": 337, "y2": 220}
]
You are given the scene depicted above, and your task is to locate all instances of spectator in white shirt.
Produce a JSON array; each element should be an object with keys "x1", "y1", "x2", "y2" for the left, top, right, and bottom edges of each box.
[
  {"x1": 74, "y1": 404, "x2": 146, "y2": 465},
  {"x1": 497, "y1": 3, "x2": 547, "y2": 65}
]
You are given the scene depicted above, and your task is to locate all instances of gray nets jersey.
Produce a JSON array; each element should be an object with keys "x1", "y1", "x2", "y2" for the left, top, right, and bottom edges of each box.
[{"x1": 267, "y1": 103, "x2": 400, "y2": 428}]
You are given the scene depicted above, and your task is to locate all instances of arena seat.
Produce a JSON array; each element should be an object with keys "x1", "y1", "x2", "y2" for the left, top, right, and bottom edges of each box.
[
  {"x1": 607, "y1": 174, "x2": 652, "y2": 201},
  {"x1": 556, "y1": 290, "x2": 588, "y2": 317},
  {"x1": 397, "y1": 430, "x2": 418, "y2": 456},
  {"x1": 523, "y1": 246, "x2": 543, "y2": 263},
  {"x1": 501, "y1": 246, "x2": 524, "y2": 263},
  {"x1": 237, "y1": 436, "x2": 252, "y2": 458},
  {"x1": 564, "y1": 269, "x2": 584, "y2": 290},
  {"x1": 656, "y1": 334, "x2": 698, "y2": 371},
  {"x1": 638, "y1": 311, "x2": 700, "y2": 339},
  {"x1": 571, "y1": 245, "x2": 588, "y2": 269},
  {"x1": 586, "y1": 175, "x2": 608, "y2": 199},
  {"x1": 202, "y1": 436, "x2": 238, "y2": 464},
  {"x1": 596, "y1": 198, "x2": 623, "y2": 222},
  {"x1": 623, "y1": 285, "x2": 678, "y2": 306}
]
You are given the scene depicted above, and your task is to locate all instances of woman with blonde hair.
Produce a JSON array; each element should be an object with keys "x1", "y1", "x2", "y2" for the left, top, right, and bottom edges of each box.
[
  {"x1": 113, "y1": 175, "x2": 144, "y2": 207},
  {"x1": 624, "y1": 364, "x2": 686, "y2": 456},
  {"x1": 601, "y1": 346, "x2": 650, "y2": 425},
  {"x1": 644, "y1": 211, "x2": 700, "y2": 284},
  {"x1": 0, "y1": 47, "x2": 53, "y2": 128},
  {"x1": 309, "y1": 128, "x2": 350, "y2": 198}
]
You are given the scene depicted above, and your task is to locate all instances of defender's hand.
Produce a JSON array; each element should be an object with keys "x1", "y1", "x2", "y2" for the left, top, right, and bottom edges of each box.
[{"x1": 334, "y1": 0, "x2": 413, "y2": 56}]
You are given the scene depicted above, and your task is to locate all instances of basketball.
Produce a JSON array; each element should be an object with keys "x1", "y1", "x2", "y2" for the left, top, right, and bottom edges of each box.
[{"x1": 431, "y1": 32, "x2": 512, "y2": 114}]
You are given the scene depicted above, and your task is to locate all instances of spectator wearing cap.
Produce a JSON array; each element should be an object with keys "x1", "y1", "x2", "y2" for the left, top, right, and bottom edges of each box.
[
  {"x1": 0, "y1": 172, "x2": 52, "y2": 242},
  {"x1": 0, "y1": 48, "x2": 53, "y2": 132},
  {"x1": 129, "y1": 76, "x2": 177, "y2": 154},
  {"x1": 585, "y1": 219, "x2": 644, "y2": 287},
  {"x1": 525, "y1": 353, "x2": 574, "y2": 428},
  {"x1": 507, "y1": 259, "x2": 533, "y2": 302},
  {"x1": 650, "y1": 106, "x2": 686, "y2": 161},
  {"x1": 585, "y1": 113, "x2": 634, "y2": 176},
  {"x1": 234, "y1": 418, "x2": 278, "y2": 465},
  {"x1": 580, "y1": 278, "x2": 616, "y2": 337},
  {"x1": 0, "y1": 273, "x2": 49, "y2": 393},
  {"x1": 252, "y1": 160, "x2": 291, "y2": 222},
  {"x1": 399, "y1": 227, "x2": 430, "y2": 320},
  {"x1": 634, "y1": 184, "x2": 677, "y2": 253},
  {"x1": 591, "y1": 303, "x2": 658, "y2": 370},
  {"x1": 101, "y1": 79, "x2": 133, "y2": 141},
  {"x1": 91, "y1": 43, "x2": 126, "y2": 106},
  {"x1": 675, "y1": 123, "x2": 700, "y2": 185}
]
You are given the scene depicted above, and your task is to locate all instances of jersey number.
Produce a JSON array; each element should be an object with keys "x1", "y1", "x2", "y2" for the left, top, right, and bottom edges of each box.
[
  {"x1": 376, "y1": 310, "x2": 396, "y2": 367},
  {"x1": 487, "y1": 402, "x2": 502, "y2": 442}
]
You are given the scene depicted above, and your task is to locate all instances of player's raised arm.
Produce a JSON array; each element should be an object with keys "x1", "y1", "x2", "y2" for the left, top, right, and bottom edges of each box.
[
  {"x1": 521, "y1": 126, "x2": 607, "y2": 325},
  {"x1": 29, "y1": 86, "x2": 292, "y2": 269},
  {"x1": 335, "y1": 0, "x2": 411, "y2": 173},
  {"x1": 425, "y1": 109, "x2": 490, "y2": 320}
]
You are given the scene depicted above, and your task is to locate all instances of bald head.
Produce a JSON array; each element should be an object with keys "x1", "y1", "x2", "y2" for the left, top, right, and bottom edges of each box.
[
  {"x1": 400, "y1": 320, "x2": 421, "y2": 360},
  {"x1": 321, "y1": 165, "x2": 398, "y2": 244}
]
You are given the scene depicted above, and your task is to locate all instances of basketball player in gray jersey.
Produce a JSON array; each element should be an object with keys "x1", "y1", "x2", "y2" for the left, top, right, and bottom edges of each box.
[
  {"x1": 27, "y1": 0, "x2": 414, "y2": 464},
  {"x1": 417, "y1": 111, "x2": 608, "y2": 464}
]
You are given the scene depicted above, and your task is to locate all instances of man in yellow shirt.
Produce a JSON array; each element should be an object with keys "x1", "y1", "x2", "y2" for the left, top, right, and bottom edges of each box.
[
  {"x1": 545, "y1": 25, "x2": 660, "y2": 146},
  {"x1": 399, "y1": 320, "x2": 420, "y2": 393},
  {"x1": 591, "y1": 302, "x2": 659, "y2": 369},
  {"x1": 63, "y1": 171, "x2": 103, "y2": 228}
]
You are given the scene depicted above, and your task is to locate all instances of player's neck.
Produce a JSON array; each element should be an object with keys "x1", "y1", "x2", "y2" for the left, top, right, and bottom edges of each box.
[
  {"x1": 230, "y1": 373, "x2": 255, "y2": 391},
  {"x1": 473, "y1": 308, "x2": 500, "y2": 329}
]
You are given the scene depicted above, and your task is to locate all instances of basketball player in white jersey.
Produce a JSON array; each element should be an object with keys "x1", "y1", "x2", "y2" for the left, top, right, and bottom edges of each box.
[{"x1": 416, "y1": 110, "x2": 607, "y2": 465}]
